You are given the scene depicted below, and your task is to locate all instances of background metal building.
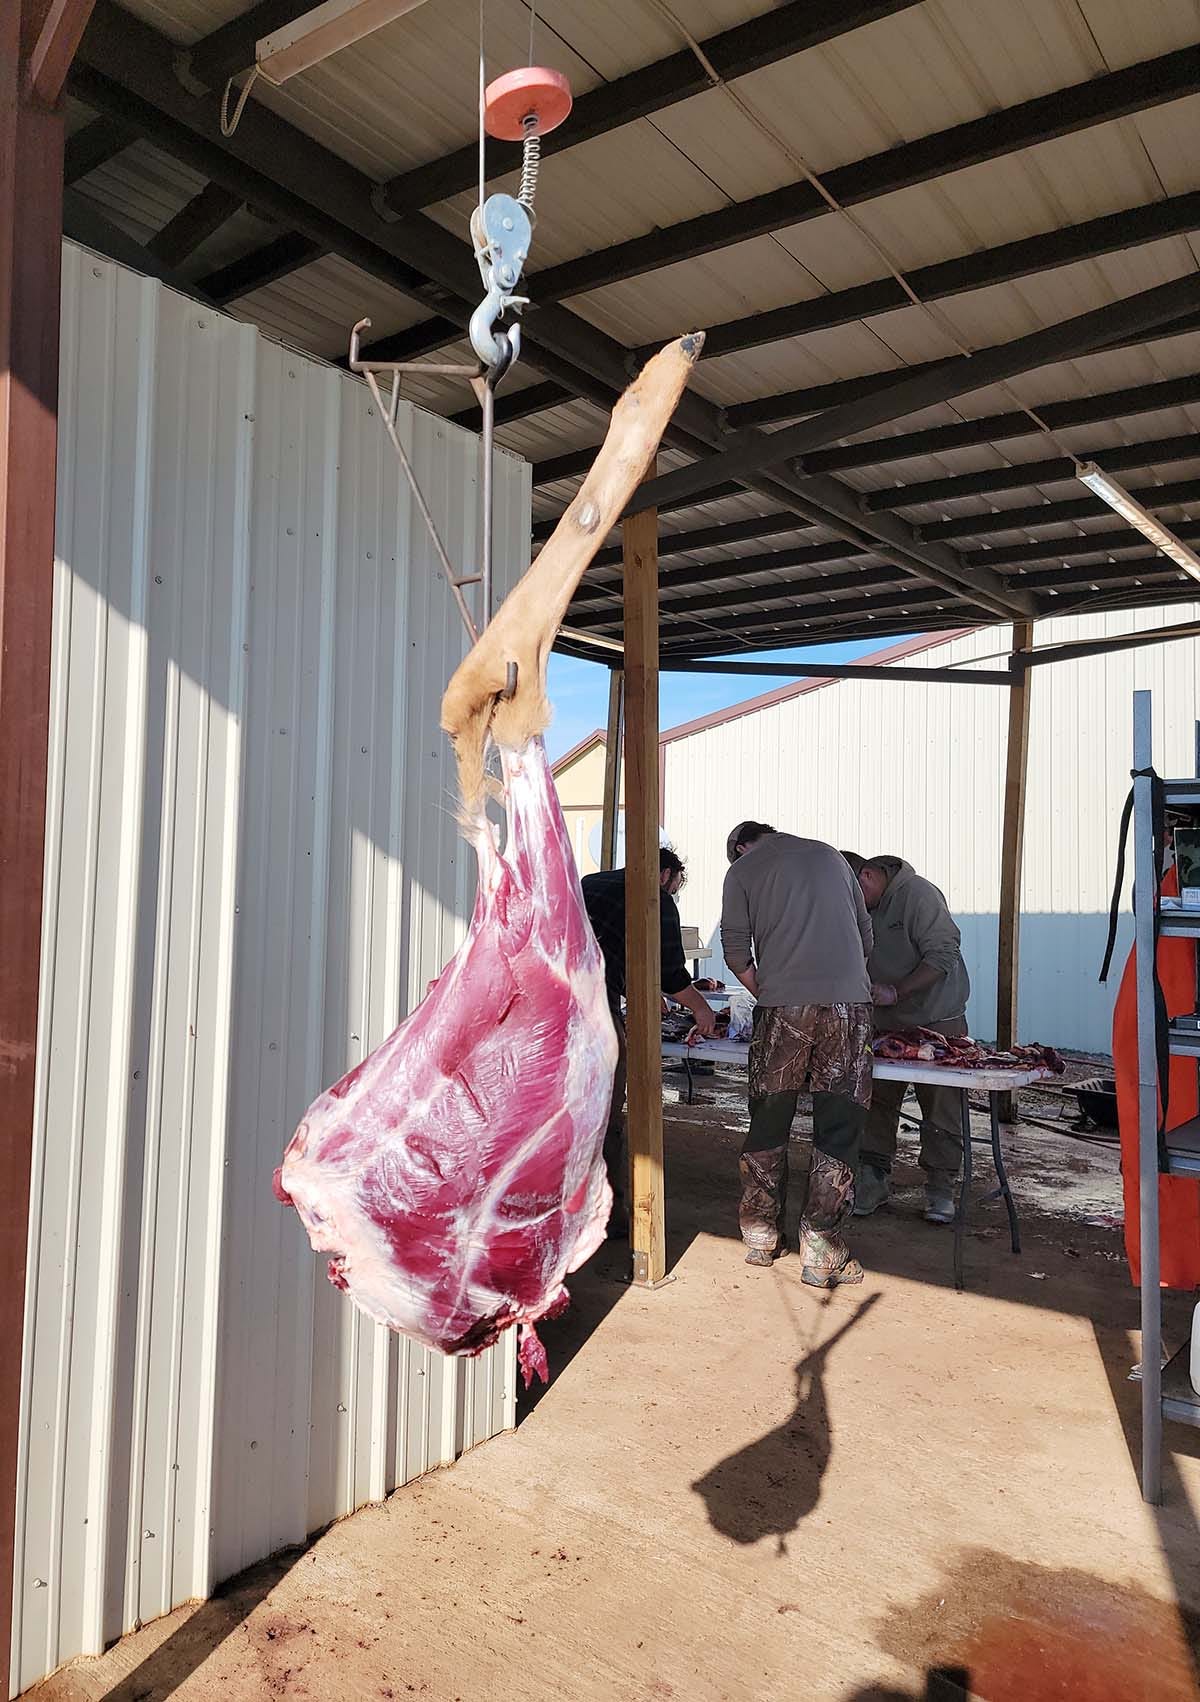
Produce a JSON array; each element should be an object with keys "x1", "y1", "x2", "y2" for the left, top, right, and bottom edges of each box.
[
  {"x1": 660, "y1": 606, "x2": 1200, "y2": 1055},
  {"x1": 12, "y1": 245, "x2": 527, "y2": 1695}
]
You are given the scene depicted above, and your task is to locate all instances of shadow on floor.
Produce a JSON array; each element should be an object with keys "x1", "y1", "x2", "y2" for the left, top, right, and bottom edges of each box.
[
  {"x1": 521, "y1": 1087, "x2": 1200, "y2": 1691},
  {"x1": 844, "y1": 1675, "x2": 970, "y2": 1702},
  {"x1": 690, "y1": 1291, "x2": 880, "y2": 1552},
  {"x1": 95, "y1": 1543, "x2": 312, "y2": 1702}
]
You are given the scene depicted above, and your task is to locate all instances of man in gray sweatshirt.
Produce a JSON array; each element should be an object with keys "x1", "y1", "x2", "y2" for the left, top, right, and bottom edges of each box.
[
  {"x1": 720, "y1": 821, "x2": 874, "y2": 1284},
  {"x1": 850, "y1": 855, "x2": 971, "y2": 1224}
]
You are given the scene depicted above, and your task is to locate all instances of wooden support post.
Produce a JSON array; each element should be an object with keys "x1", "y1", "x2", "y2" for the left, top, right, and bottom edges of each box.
[
  {"x1": 623, "y1": 485, "x2": 667, "y2": 1287},
  {"x1": 1, "y1": 5, "x2": 74, "y2": 1694},
  {"x1": 996, "y1": 621, "x2": 1035, "y2": 1121},
  {"x1": 600, "y1": 667, "x2": 623, "y2": 871},
  {"x1": 26, "y1": 0, "x2": 98, "y2": 106}
]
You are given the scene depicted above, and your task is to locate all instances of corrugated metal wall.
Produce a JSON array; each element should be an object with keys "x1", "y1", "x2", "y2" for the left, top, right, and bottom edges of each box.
[
  {"x1": 663, "y1": 607, "x2": 1200, "y2": 1056},
  {"x1": 13, "y1": 244, "x2": 529, "y2": 1695}
]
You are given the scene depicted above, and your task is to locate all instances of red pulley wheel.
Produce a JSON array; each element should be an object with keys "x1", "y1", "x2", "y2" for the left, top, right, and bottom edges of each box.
[{"x1": 484, "y1": 66, "x2": 572, "y2": 141}]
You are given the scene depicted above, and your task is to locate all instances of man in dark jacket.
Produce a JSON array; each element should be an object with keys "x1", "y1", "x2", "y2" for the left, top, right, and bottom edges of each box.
[
  {"x1": 582, "y1": 848, "x2": 716, "y2": 1235},
  {"x1": 850, "y1": 854, "x2": 971, "y2": 1224}
]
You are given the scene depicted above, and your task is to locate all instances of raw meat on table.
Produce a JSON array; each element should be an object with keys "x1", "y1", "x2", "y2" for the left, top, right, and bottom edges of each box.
[
  {"x1": 274, "y1": 336, "x2": 704, "y2": 1383},
  {"x1": 872, "y1": 1027, "x2": 1065, "y2": 1074}
]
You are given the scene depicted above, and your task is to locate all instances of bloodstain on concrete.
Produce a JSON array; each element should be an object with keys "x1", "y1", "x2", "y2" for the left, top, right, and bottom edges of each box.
[{"x1": 876, "y1": 1549, "x2": 1200, "y2": 1702}]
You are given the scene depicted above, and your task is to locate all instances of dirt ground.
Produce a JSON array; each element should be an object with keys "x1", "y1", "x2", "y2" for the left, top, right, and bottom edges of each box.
[{"x1": 37, "y1": 1075, "x2": 1200, "y2": 1702}]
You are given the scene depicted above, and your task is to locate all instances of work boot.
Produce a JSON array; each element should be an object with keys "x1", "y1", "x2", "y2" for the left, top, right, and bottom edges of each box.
[
  {"x1": 744, "y1": 1240, "x2": 789, "y2": 1267},
  {"x1": 853, "y1": 1162, "x2": 890, "y2": 1217},
  {"x1": 924, "y1": 1178, "x2": 957, "y2": 1224}
]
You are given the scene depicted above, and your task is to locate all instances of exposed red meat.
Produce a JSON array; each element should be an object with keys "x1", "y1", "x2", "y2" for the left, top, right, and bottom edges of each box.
[
  {"x1": 274, "y1": 740, "x2": 617, "y2": 1380},
  {"x1": 872, "y1": 1028, "x2": 1066, "y2": 1075},
  {"x1": 273, "y1": 336, "x2": 703, "y2": 1385}
]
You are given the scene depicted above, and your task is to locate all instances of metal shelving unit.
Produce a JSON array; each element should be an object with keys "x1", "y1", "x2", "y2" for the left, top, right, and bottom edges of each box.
[{"x1": 1133, "y1": 691, "x2": 1200, "y2": 1501}]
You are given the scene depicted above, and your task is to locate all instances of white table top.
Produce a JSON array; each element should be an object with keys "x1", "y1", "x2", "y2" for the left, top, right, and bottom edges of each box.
[{"x1": 660, "y1": 1036, "x2": 1050, "y2": 1092}]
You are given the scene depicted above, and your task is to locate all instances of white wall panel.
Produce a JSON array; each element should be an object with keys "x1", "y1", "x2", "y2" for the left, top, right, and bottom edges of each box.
[
  {"x1": 663, "y1": 607, "x2": 1200, "y2": 1056},
  {"x1": 13, "y1": 244, "x2": 528, "y2": 1694}
]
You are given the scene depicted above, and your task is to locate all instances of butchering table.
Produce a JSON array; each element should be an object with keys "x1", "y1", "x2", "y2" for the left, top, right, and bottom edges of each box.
[{"x1": 661, "y1": 1035, "x2": 1051, "y2": 1291}]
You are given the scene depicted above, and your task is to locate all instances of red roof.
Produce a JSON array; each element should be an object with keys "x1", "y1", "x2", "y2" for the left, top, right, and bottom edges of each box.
[{"x1": 550, "y1": 726, "x2": 606, "y2": 775}]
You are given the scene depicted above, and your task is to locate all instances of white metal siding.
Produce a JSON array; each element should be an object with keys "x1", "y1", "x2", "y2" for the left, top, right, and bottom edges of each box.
[
  {"x1": 14, "y1": 243, "x2": 528, "y2": 1694},
  {"x1": 663, "y1": 607, "x2": 1200, "y2": 1056}
]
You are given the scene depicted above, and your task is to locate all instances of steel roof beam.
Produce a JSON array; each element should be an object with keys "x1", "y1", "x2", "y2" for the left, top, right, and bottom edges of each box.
[
  {"x1": 539, "y1": 46, "x2": 1200, "y2": 304},
  {"x1": 576, "y1": 563, "x2": 902, "y2": 626},
  {"x1": 574, "y1": 540, "x2": 873, "y2": 611},
  {"x1": 197, "y1": 230, "x2": 325, "y2": 303},
  {"x1": 64, "y1": 114, "x2": 134, "y2": 183},
  {"x1": 723, "y1": 313, "x2": 1200, "y2": 428},
  {"x1": 542, "y1": 370, "x2": 1200, "y2": 493},
  {"x1": 866, "y1": 431, "x2": 1200, "y2": 512},
  {"x1": 147, "y1": 182, "x2": 242, "y2": 267},
  {"x1": 648, "y1": 584, "x2": 980, "y2": 645},
  {"x1": 197, "y1": 232, "x2": 326, "y2": 302},
  {"x1": 963, "y1": 516, "x2": 1200, "y2": 570},
  {"x1": 70, "y1": 2, "x2": 1031, "y2": 623},
  {"x1": 655, "y1": 656, "x2": 1012, "y2": 685},
  {"x1": 519, "y1": 303, "x2": 1200, "y2": 452},
  {"x1": 811, "y1": 374, "x2": 1200, "y2": 477},
  {"x1": 586, "y1": 511, "x2": 817, "y2": 571},
  {"x1": 531, "y1": 481, "x2": 745, "y2": 543},
  {"x1": 656, "y1": 619, "x2": 973, "y2": 661},
  {"x1": 534, "y1": 446, "x2": 596, "y2": 488},
  {"x1": 913, "y1": 476, "x2": 1200, "y2": 543},
  {"x1": 450, "y1": 380, "x2": 571, "y2": 433},
  {"x1": 62, "y1": 188, "x2": 214, "y2": 297},
  {"x1": 638, "y1": 192, "x2": 1200, "y2": 366},
  {"x1": 177, "y1": 0, "x2": 319, "y2": 92},
  {"x1": 627, "y1": 273, "x2": 1200, "y2": 513},
  {"x1": 373, "y1": 0, "x2": 921, "y2": 217},
  {"x1": 567, "y1": 429, "x2": 1200, "y2": 559},
  {"x1": 1009, "y1": 553, "x2": 1188, "y2": 591}
]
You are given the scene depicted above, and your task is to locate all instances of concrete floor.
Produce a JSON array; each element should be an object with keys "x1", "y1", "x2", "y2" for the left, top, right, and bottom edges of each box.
[{"x1": 36, "y1": 1084, "x2": 1200, "y2": 1701}]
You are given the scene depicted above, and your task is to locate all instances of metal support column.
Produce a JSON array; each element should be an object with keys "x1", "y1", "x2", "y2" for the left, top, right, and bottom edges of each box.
[
  {"x1": 600, "y1": 667, "x2": 623, "y2": 872},
  {"x1": 1133, "y1": 689, "x2": 1163, "y2": 1502},
  {"x1": 996, "y1": 621, "x2": 1034, "y2": 1119}
]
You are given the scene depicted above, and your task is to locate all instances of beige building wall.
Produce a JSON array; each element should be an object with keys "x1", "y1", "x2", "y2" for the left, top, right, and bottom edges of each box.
[{"x1": 553, "y1": 736, "x2": 625, "y2": 876}]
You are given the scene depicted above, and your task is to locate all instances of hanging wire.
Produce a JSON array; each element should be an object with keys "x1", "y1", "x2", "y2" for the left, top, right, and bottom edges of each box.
[
  {"x1": 220, "y1": 65, "x2": 260, "y2": 137},
  {"x1": 528, "y1": 0, "x2": 537, "y2": 65}
]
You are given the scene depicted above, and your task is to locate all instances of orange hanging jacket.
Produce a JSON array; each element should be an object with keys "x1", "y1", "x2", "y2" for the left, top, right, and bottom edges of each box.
[{"x1": 1113, "y1": 863, "x2": 1200, "y2": 1290}]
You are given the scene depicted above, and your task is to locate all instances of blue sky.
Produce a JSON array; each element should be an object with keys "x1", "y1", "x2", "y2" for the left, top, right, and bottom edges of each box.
[{"x1": 545, "y1": 638, "x2": 899, "y2": 760}]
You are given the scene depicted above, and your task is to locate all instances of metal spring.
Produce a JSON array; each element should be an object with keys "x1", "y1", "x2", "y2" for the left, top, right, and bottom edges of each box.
[{"x1": 517, "y1": 113, "x2": 540, "y2": 212}]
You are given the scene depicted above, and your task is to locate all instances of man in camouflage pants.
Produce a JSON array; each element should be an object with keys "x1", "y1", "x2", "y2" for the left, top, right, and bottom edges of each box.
[{"x1": 721, "y1": 822, "x2": 874, "y2": 1285}]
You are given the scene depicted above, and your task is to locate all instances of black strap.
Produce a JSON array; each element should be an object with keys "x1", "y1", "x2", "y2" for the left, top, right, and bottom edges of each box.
[
  {"x1": 1100, "y1": 767, "x2": 1171, "y2": 1164},
  {"x1": 1098, "y1": 783, "x2": 1135, "y2": 985}
]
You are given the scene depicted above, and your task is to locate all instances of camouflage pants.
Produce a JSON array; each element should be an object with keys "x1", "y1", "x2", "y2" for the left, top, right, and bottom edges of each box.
[{"x1": 740, "y1": 1004, "x2": 873, "y2": 1270}]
